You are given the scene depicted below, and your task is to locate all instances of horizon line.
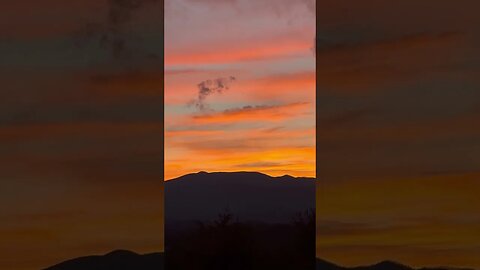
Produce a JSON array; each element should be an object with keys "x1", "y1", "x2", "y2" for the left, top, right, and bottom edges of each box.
[{"x1": 164, "y1": 170, "x2": 316, "y2": 181}]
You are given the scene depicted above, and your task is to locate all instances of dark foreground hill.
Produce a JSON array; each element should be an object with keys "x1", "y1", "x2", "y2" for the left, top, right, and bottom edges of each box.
[
  {"x1": 316, "y1": 258, "x2": 475, "y2": 270},
  {"x1": 317, "y1": 259, "x2": 414, "y2": 270},
  {"x1": 44, "y1": 250, "x2": 163, "y2": 270},
  {"x1": 165, "y1": 171, "x2": 315, "y2": 223},
  {"x1": 166, "y1": 208, "x2": 315, "y2": 270},
  {"x1": 43, "y1": 251, "x2": 475, "y2": 270}
]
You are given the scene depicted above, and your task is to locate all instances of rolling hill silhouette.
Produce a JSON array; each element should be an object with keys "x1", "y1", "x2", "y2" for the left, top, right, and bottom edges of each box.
[
  {"x1": 43, "y1": 252, "x2": 475, "y2": 270},
  {"x1": 316, "y1": 259, "x2": 476, "y2": 270},
  {"x1": 316, "y1": 259, "x2": 413, "y2": 270},
  {"x1": 44, "y1": 250, "x2": 163, "y2": 270},
  {"x1": 165, "y1": 171, "x2": 315, "y2": 224}
]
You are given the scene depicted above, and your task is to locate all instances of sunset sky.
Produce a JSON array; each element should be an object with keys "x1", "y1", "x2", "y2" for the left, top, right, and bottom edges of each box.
[
  {"x1": 316, "y1": 0, "x2": 480, "y2": 268},
  {"x1": 1, "y1": 1, "x2": 163, "y2": 269},
  {"x1": 2, "y1": 0, "x2": 480, "y2": 269},
  {"x1": 164, "y1": 0, "x2": 316, "y2": 180}
]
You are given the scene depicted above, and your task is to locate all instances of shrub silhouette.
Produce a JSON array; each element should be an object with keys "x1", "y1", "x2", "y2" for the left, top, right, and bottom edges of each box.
[{"x1": 166, "y1": 208, "x2": 315, "y2": 270}]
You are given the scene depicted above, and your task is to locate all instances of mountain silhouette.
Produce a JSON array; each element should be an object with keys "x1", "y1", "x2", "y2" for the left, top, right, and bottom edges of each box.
[
  {"x1": 316, "y1": 259, "x2": 475, "y2": 270},
  {"x1": 317, "y1": 258, "x2": 346, "y2": 270},
  {"x1": 44, "y1": 250, "x2": 163, "y2": 270},
  {"x1": 165, "y1": 171, "x2": 315, "y2": 224},
  {"x1": 44, "y1": 253, "x2": 475, "y2": 270}
]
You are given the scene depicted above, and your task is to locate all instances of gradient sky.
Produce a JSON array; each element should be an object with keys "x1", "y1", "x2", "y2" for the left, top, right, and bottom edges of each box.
[
  {"x1": 165, "y1": 0, "x2": 316, "y2": 180},
  {"x1": 3, "y1": 1, "x2": 479, "y2": 269},
  {"x1": 0, "y1": 1, "x2": 163, "y2": 269},
  {"x1": 316, "y1": 0, "x2": 480, "y2": 268}
]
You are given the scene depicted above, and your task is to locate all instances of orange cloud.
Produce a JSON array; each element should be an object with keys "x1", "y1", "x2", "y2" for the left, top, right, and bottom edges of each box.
[
  {"x1": 166, "y1": 38, "x2": 311, "y2": 65},
  {"x1": 189, "y1": 102, "x2": 311, "y2": 125},
  {"x1": 167, "y1": 127, "x2": 314, "y2": 154},
  {"x1": 165, "y1": 129, "x2": 226, "y2": 138},
  {"x1": 240, "y1": 71, "x2": 316, "y2": 101}
]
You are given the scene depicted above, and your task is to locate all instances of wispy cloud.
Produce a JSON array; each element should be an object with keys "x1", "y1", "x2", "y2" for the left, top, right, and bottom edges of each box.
[
  {"x1": 190, "y1": 102, "x2": 310, "y2": 124},
  {"x1": 188, "y1": 76, "x2": 236, "y2": 111}
]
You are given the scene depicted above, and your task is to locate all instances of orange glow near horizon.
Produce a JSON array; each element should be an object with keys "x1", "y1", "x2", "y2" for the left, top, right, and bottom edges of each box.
[{"x1": 165, "y1": 146, "x2": 316, "y2": 180}]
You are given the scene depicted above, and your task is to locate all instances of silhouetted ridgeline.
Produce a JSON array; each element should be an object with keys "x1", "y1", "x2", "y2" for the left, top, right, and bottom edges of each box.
[
  {"x1": 165, "y1": 171, "x2": 316, "y2": 269},
  {"x1": 316, "y1": 259, "x2": 476, "y2": 270},
  {"x1": 43, "y1": 170, "x2": 472, "y2": 270},
  {"x1": 43, "y1": 251, "x2": 476, "y2": 270},
  {"x1": 43, "y1": 250, "x2": 163, "y2": 270},
  {"x1": 42, "y1": 210, "x2": 315, "y2": 270},
  {"x1": 45, "y1": 171, "x2": 315, "y2": 270},
  {"x1": 165, "y1": 171, "x2": 315, "y2": 223}
]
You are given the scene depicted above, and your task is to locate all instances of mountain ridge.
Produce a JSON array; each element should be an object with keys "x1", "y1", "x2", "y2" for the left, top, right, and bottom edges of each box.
[
  {"x1": 43, "y1": 250, "x2": 163, "y2": 270},
  {"x1": 44, "y1": 251, "x2": 475, "y2": 270},
  {"x1": 165, "y1": 171, "x2": 315, "y2": 223},
  {"x1": 316, "y1": 258, "x2": 476, "y2": 270},
  {"x1": 167, "y1": 171, "x2": 316, "y2": 182}
]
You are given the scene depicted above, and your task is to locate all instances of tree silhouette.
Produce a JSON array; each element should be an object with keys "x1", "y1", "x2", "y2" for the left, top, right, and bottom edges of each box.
[{"x1": 166, "y1": 209, "x2": 315, "y2": 270}]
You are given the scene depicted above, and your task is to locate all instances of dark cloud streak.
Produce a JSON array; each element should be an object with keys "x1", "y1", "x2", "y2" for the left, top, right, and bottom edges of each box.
[{"x1": 190, "y1": 76, "x2": 236, "y2": 111}]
